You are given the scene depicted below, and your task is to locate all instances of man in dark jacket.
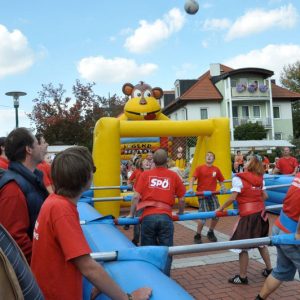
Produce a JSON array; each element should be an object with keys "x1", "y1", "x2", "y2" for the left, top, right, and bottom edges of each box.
[{"x1": 0, "y1": 128, "x2": 48, "y2": 264}]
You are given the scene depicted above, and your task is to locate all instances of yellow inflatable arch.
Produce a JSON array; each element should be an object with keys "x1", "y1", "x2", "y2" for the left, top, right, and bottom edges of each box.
[{"x1": 93, "y1": 118, "x2": 231, "y2": 217}]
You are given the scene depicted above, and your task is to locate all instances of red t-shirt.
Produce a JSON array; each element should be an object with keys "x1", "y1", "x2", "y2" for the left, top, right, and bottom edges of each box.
[
  {"x1": 282, "y1": 173, "x2": 300, "y2": 221},
  {"x1": 31, "y1": 194, "x2": 91, "y2": 300},
  {"x1": 276, "y1": 156, "x2": 298, "y2": 174},
  {"x1": 37, "y1": 160, "x2": 53, "y2": 188},
  {"x1": 135, "y1": 166, "x2": 186, "y2": 219},
  {"x1": 193, "y1": 164, "x2": 225, "y2": 192},
  {"x1": 0, "y1": 156, "x2": 9, "y2": 169},
  {"x1": 129, "y1": 169, "x2": 143, "y2": 189},
  {"x1": 0, "y1": 181, "x2": 32, "y2": 263}
]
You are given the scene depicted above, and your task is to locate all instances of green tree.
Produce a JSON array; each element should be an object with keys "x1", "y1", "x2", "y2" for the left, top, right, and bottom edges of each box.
[
  {"x1": 28, "y1": 80, "x2": 126, "y2": 149},
  {"x1": 234, "y1": 122, "x2": 267, "y2": 140},
  {"x1": 280, "y1": 61, "x2": 300, "y2": 138}
]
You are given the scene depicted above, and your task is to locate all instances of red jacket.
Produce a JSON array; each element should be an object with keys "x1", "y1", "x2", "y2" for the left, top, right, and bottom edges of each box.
[
  {"x1": 275, "y1": 173, "x2": 300, "y2": 232},
  {"x1": 236, "y1": 172, "x2": 264, "y2": 216}
]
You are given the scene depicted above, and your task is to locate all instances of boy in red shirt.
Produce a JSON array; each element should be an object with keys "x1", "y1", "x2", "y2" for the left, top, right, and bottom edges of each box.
[
  {"x1": 128, "y1": 149, "x2": 186, "y2": 275},
  {"x1": 31, "y1": 146, "x2": 151, "y2": 300},
  {"x1": 188, "y1": 151, "x2": 225, "y2": 243}
]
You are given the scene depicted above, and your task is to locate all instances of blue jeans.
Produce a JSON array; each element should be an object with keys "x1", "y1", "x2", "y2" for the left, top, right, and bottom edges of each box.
[
  {"x1": 141, "y1": 214, "x2": 174, "y2": 275},
  {"x1": 272, "y1": 225, "x2": 300, "y2": 281}
]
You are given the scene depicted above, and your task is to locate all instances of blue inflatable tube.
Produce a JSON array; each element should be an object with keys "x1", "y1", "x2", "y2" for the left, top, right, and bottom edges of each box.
[
  {"x1": 78, "y1": 202, "x2": 192, "y2": 300},
  {"x1": 264, "y1": 175, "x2": 293, "y2": 207}
]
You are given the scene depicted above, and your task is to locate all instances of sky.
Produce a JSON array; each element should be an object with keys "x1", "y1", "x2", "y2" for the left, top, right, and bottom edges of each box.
[{"x1": 0, "y1": 0, "x2": 300, "y2": 136}]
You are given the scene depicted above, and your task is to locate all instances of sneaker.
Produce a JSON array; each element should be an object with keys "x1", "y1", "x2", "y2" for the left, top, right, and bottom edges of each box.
[
  {"x1": 207, "y1": 230, "x2": 217, "y2": 242},
  {"x1": 262, "y1": 268, "x2": 273, "y2": 277},
  {"x1": 194, "y1": 233, "x2": 202, "y2": 244},
  {"x1": 228, "y1": 275, "x2": 248, "y2": 285}
]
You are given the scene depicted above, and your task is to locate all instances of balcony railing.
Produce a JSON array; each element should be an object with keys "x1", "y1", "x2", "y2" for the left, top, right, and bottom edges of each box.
[
  {"x1": 232, "y1": 117, "x2": 272, "y2": 128},
  {"x1": 231, "y1": 87, "x2": 270, "y2": 98}
]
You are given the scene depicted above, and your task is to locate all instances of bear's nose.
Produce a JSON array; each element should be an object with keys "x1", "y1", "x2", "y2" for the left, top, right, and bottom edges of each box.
[{"x1": 139, "y1": 97, "x2": 147, "y2": 105}]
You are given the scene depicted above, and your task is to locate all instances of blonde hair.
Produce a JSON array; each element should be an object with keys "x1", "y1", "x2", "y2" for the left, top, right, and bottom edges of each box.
[
  {"x1": 247, "y1": 156, "x2": 264, "y2": 176},
  {"x1": 167, "y1": 159, "x2": 176, "y2": 168}
]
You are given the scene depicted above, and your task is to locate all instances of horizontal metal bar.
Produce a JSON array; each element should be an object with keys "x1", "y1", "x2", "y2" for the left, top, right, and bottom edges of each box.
[
  {"x1": 80, "y1": 204, "x2": 283, "y2": 226},
  {"x1": 265, "y1": 184, "x2": 291, "y2": 190},
  {"x1": 92, "y1": 196, "x2": 125, "y2": 201},
  {"x1": 90, "y1": 237, "x2": 272, "y2": 261},
  {"x1": 168, "y1": 237, "x2": 272, "y2": 255},
  {"x1": 91, "y1": 251, "x2": 118, "y2": 261}
]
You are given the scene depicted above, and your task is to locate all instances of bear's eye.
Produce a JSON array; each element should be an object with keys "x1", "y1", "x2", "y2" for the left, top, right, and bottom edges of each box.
[
  {"x1": 143, "y1": 89, "x2": 152, "y2": 97},
  {"x1": 133, "y1": 89, "x2": 142, "y2": 97}
]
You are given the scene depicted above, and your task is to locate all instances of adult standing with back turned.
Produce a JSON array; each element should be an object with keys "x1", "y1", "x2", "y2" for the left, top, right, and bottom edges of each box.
[
  {"x1": 128, "y1": 149, "x2": 186, "y2": 276},
  {"x1": 0, "y1": 128, "x2": 48, "y2": 263}
]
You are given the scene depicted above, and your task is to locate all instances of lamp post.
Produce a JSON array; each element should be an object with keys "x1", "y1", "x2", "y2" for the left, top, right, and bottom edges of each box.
[{"x1": 5, "y1": 91, "x2": 27, "y2": 128}]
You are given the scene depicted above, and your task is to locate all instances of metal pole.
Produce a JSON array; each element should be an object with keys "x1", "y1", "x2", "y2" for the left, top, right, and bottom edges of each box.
[
  {"x1": 92, "y1": 196, "x2": 125, "y2": 202},
  {"x1": 80, "y1": 204, "x2": 283, "y2": 225},
  {"x1": 88, "y1": 183, "x2": 291, "y2": 203},
  {"x1": 15, "y1": 106, "x2": 19, "y2": 128},
  {"x1": 90, "y1": 237, "x2": 272, "y2": 261}
]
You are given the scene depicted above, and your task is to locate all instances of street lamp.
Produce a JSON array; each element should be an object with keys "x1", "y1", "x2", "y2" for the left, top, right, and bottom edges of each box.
[{"x1": 5, "y1": 91, "x2": 27, "y2": 128}]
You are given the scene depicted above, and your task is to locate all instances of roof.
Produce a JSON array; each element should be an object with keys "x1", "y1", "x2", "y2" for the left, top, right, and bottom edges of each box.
[
  {"x1": 271, "y1": 83, "x2": 300, "y2": 100},
  {"x1": 211, "y1": 67, "x2": 274, "y2": 84},
  {"x1": 179, "y1": 71, "x2": 223, "y2": 101},
  {"x1": 230, "y1": 140, "x2": 295, "y2": 150}
]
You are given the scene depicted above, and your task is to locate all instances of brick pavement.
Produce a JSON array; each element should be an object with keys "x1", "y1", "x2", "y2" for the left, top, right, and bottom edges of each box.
[{"x1": 118, "y1": 209, "x2": 300, "y2": 299}]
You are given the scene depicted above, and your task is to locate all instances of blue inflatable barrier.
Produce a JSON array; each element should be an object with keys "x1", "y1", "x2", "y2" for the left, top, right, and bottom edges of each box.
[
  {"x1": 78, "y1": 202, "x2": 193, "y2": 300},
  {"x1": 264, "y1": 174, "x2": 293, "y2": 213}
]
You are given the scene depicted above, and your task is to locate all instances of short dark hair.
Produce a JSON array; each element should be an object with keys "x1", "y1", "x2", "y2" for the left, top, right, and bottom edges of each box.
[
  {"x1": 35, "y1": 133, "x2": 44, "y2": 145},
  {"x1": 5, "y1": 128, "x2": 35, "y2": 162},
  {"x1": 0, "y1": 137, "x2": 6, "y2": 155},
  {"x1": 51, "y1": 146, "x2": 94, "y2": 198},
  {"x1": 153, "y1": 149, "x2": 168, "y2": 166}
]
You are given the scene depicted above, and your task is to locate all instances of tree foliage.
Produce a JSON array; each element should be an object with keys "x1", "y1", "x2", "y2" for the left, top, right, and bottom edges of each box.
[
  {"x1": 28, "y1": 80, "x2": 126, "y2": 149},
  {"x1": 280, "y1": 61, "x2": 300, "y2": 138},
  {"x1": 234, "y1": 122, "x2": 268, "y2": 140}
]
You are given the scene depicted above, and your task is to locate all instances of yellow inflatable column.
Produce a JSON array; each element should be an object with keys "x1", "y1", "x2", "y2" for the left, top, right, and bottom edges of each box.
[
  {"x1": 93, "y1": 117, "x2": 121, "y2": 217},
  {"x1": 206, "y1": 118, "x2": 231, "y2": 205}
]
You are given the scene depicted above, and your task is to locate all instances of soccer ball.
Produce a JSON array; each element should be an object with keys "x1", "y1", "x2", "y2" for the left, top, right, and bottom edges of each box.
[{"x1": 184, "y1": 0, "x2": 199, "y2": 15}]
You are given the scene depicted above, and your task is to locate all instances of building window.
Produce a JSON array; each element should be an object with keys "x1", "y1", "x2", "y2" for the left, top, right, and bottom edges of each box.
[
  {"x1": 253, "y1": 105, "x2": 261, "y2": 118},
  {"x1": 275, "y1": 132, "x2": 282, "y2": 140},
  {"x1": 232, "y1": 106, "x2": 238, "y2": 118},
  {"x1": 200, "y1": 108, "x2": 208, "y2": 119},
  {"x1": 174, "y1": 112, "x2": 178, "y2": 120},
  {"x1": 273, "y1": 106, "x2": 280, "y2": 118},
  {"x1": 242, "y1": 106, "x2": 249, "y2": 118},
  {"x1": 231, "y1": 80, "x2": 237, "y2": 87}
]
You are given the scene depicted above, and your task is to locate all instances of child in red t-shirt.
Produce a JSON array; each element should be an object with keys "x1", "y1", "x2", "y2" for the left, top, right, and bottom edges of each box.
[
  {"x1": 31, "y1": 146, "x2": 151, "y2": 300},
  {"x1": 127, "y1": 157, "x2": 144, "y2": 245},
  {"x1": 188, "y1": 151, "x2": 225, "y2": 244}
]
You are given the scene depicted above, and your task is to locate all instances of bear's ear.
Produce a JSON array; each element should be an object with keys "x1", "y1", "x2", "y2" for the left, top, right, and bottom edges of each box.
[
  {"x1": 152, "y1": 87, "x2": 163, "y2": 99},
  {"x1": 122, "y1": 83, "x2": 134, "y2": 96}
]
